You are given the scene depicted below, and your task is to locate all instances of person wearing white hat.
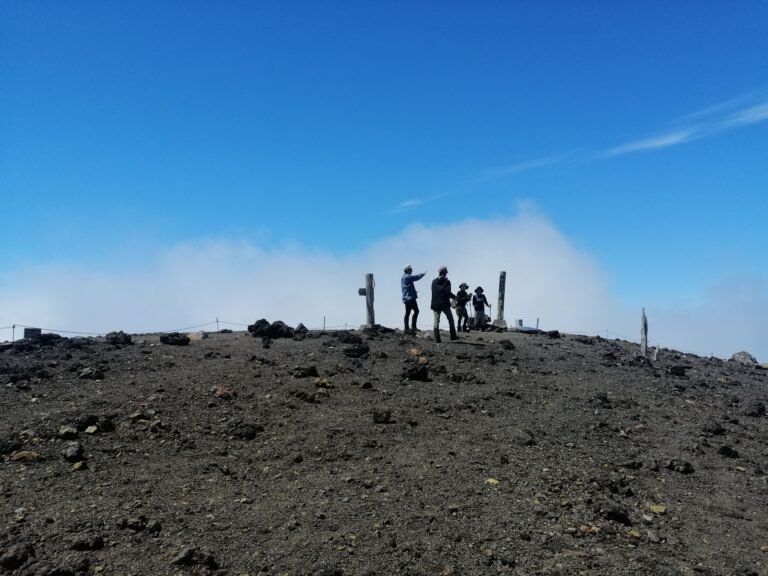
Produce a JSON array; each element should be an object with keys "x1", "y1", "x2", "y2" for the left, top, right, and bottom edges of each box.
[{"x1": 401, "y1": 265, "x2": 426, "y2": 335}]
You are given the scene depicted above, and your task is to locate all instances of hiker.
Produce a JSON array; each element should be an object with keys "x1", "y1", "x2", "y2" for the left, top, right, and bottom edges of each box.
[
  {"x1": 401, "y1": 265, "x2": 426, "y2": 335},
  {"x1": 454, "y1": 282, "x2": 471, "y2": 332},
  {"x1": 430, "y1": 266, "x2": 458, "y2": 342},
  {"x1": 472, "y1": 286, "x2": 490, "y2": 331}
]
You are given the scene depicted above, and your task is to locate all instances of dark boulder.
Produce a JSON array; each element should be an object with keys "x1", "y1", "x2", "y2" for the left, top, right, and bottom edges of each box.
[
  {"x1": 160, "y1": 332, "x2": 190, "y2": 346},
  {"x1": 106, "y1": 331, "x2": 133, "y2": 346}
]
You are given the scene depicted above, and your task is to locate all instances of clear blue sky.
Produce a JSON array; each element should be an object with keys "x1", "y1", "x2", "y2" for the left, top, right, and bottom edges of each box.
[{"x1": 1, "y1": 2, "x2": 767, "y2": 357}]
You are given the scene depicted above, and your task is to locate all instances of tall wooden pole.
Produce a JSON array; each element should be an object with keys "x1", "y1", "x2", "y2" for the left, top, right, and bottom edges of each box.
[
  {"x1": 358, "y1": 273, "x2": 375, "y2": 327},
  {"x1": 492, "y1": 271, "x2": 507, "y2": 329},
  {"x1": 640, "y1": 308, "x2": 648, "y2": 357}
]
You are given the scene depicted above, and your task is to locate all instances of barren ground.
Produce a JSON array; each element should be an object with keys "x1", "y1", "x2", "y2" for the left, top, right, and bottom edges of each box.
[{"x1": 1, "y1": 326, "x2": 767, "y2": 576}]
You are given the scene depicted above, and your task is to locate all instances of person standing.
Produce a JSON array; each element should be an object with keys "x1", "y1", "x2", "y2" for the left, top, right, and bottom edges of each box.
[
  {"x1": 430, "y1": 266, "x2": 458, "y2": 342},
  {"x1": 472, "y1": 286, "x2": 490, "y2": 331},
  {"x1": 401, "y1": 265, "x2": 426, "y2": 335},
  {"x1": 454, "y1": 282, "x2": 471, "y2": 332}
]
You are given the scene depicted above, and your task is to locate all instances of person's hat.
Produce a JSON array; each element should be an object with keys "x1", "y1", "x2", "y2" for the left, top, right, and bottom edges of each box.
[
  {"x1": 475, "y1": 286, "x2": 484, "y2": 293},
  {"x1": 438, "y1": 265, "x2": 448, "y2": 275},
  {"x1": 404, "y1": 264, "x2": 412, "y2": 272},
  {"x1": 459, "y1": 283, "x2": 468, "y2": 289}
]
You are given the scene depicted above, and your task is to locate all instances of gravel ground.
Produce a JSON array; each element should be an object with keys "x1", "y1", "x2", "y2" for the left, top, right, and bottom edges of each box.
[{"x1": 1, "y1": 326, "x2": 767, "y2": 576}]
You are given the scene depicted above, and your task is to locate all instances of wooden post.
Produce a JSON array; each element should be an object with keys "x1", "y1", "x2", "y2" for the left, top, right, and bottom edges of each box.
[
  {"x1": 640, "y1": 308, "x2": 648, "y2": 357},
  {"x1": 357, "y1": 273, "x2": 375, "y2": 327},
  {"x1": 492, "y1": 271, "x2": 507, "y2": 329}
]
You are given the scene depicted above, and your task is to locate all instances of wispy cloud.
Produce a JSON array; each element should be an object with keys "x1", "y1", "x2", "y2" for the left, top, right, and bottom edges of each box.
[
  {"x1": 484, "y1": 154, "x2": 570, "y2": 178},
  {"x1": 486, "y1": 90, "x2": 768, "y2": 176},
  {"x1": 395, "y1": 199, "x2": 424, "y2": 211},
  {"x1": 602, "y1": 128, "x2": 697, "y2": 157}
]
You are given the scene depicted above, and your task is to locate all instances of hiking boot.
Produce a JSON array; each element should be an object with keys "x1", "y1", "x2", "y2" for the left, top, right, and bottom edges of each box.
[{"x1": 433, "y1": 329, "x2": 441, "y2": 343}]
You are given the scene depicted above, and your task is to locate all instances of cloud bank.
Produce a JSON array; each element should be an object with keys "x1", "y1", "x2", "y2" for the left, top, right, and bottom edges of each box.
[{"x1": 1, "y1": 213, "x2": 765, "y2": 361}]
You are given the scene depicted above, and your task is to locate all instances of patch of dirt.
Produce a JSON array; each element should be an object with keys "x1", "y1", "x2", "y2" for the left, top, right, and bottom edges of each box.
[{"x1": 1, "y1": 329, "x2": 767, "y2": 575}]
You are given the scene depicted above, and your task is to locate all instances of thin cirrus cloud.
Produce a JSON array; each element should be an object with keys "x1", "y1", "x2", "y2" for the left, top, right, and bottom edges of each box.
[{"x1": 482, "y1": 90, "x2": 768, "y2": 178}]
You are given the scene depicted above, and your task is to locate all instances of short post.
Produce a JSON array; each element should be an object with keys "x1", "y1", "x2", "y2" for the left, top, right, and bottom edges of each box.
[
  {"x1": 492, "y1": 270, "x2": 507, "y2": 329},
  {"x1": 640, "y1": 308, "x2": 648, "y2": 357},
  {"x1": 357, "y1": 273, "x2": 375, "y2": 327}
]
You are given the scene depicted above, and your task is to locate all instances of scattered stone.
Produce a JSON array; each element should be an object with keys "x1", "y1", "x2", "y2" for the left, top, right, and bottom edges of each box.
[
  {"x1": 291, "y1": 365, "x2": 319, "y2": 378},
  {"x1": 9, "y1": 450, "x2": 39, "y2": 462},
  {"x1": 546, "y1": 330, "x2": 561, "y2": 339},
  {"x1": 105, "y1": 331, "x2": 132, "y2": 346},
  {"x1": 70, "y1": 534, "x2": 104, "y2": 551},
  {"x1": 731, "y1": 351, "x2": 758, "y2": 366},
  {"x1": 701, "y1": 420, "x2": 726, "y2": 436},
  {"x1": 160, "y1": 332, "x2": 190, "y2": 346},
  {"x1": 118, "y1": 516, "x2": 148, "y2": 531},
  {"x1": 717, "y1": 445, "x2": 740, "y2": 459},
  {"x1": 78, "y1": 367, "x2": 105, "y2": 380},
  {"x1": 62, "y1": 442, "x2": 85, "y2": 463},
  {"x1": 0, "y1": 541, "x2": 34, "y2": 571},
  {"x1": 84, "y1": 425, "x2": 98, "y2": 435},
  {"x1": 666, "y1": 459, "x2": 695, "y2": 474},
  {"x1": 372, "y1": 410, "x2": 393, "y2": 424},
  {"x1": 600, "y1": 505, "x2": 631, "y2": 525},
  {"x1": 744, "y1": 401, "x2": 765, "y2": 417},
  {"x1": 335, "y1": 332, "x2": 363, "y2": 345},
  {"x1": 214, "y1": 383, "x2": 237, "y2": 399},
  {"x1": 170, "y1": 546, "x2": 218, "y2": 569},
  {"x1": 499, "y1": 340, "x2": 516, "y2": 350},
  {"x1": 343, "y1": 343, "x2": 369, "y2": 358},
  {"x1": 58, "y1": 426, "x2": 80, "y2": 440},
  {"x1": 248, "y1": 319, "x2": 295, "y2": 339},
  {"x1": 668, "y1": 365, "x2": 689, "y2": 377},
  {"x1": 402, "y1": 365, "x2": 430, "y2": 382},
  {"x1": 230, "y1": 422, "x2": 263, "y2": 440}
]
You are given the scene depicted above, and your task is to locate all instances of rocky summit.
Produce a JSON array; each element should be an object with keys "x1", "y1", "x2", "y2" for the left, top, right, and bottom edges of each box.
[{"x1": 1, "y1": 327, "x2": 767, "y2": 576}]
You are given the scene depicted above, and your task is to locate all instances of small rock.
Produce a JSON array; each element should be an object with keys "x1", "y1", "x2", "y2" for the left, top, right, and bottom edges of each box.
[
  {"x1": 159, "y1": 332, "x2": 190, "y2": 346},
  {"x1": 9, "y1": 450, "x2": 39, "y2": 462},
  {"x1": 62, "y1": 442, "x2": 85, "y2": 463},
  {"x1": 105, "y1": 331, "x2": 132, "y2": 345},
  {"x1": 717, "y1": 445, "x2": 739, "y2": 459},
  {"x1": 600, "y1": 505, "x2": 631, "y2": 525},
  {"x1": 214, "y1": 383, "x2": 237, "y2": 399},
  {"x1": 0, "y1": 541, "x2": 34, "y2": 571},
  {"x1": 372, "y1": 410, "x2": 393, "y2": 424},
  {"x1": 78, "y1": 367, "x2": 105, "y2": 380},
  {"x1": 58, "y1": 426, "x2": 80, "y2": 440},
  {"x1": 731, "y1": 351, "x2": 757, "y2": 365},
  {"x1": 744, "y1": 401, "x2": 765, "y2": 417}
]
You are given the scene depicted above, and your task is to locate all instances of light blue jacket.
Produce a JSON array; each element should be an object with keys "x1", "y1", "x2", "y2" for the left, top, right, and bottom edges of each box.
[{"x1": 401, "y1": 272, "x2": 426, "y2": 302}]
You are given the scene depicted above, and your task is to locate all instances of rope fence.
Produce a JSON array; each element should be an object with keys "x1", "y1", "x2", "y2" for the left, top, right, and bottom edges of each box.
[
  {"x1": 0, "y1": 318, "x2": 714, "y2": 357},
  {"x1": 0, "y1": 317, "x2": 366, "y2": 342}
]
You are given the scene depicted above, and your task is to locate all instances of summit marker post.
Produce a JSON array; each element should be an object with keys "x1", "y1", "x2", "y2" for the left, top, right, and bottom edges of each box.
[{"x1": 492, "y1": 271, "x2": 507, "y2": 329}]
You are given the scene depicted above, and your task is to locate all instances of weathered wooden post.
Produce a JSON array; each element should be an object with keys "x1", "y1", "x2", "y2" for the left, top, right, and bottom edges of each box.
[
  {"x1": 357, "y1": 273, "x2": 375, "y2": 327},
  {"x1": 640, "y1": 308, "x2": 648, "y2": 357},
  {"x1": 492, "y1": 271, "x2": 507, "y2": 329}
]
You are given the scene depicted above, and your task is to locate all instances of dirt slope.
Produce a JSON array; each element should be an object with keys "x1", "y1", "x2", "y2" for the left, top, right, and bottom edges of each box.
[{"x1": 1, "y1": 328, "x2": 767, "y2": 576}]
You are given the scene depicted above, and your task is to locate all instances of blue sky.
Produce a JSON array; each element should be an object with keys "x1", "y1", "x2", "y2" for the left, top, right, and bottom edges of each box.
[{"x1": 1, "y1": 2, "x2": 767, "y2": 359}]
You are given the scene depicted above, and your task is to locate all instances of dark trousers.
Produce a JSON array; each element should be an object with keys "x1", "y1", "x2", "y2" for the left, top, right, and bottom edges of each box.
[{"x1": 404, "y1": 299, "x2": 419, "y2": 331}]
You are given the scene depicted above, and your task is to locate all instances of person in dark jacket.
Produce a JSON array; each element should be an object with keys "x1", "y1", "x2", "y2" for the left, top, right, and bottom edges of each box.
[
  {"x1": 401, "y1": 265, "x2": 426, "y2": 335},
  {"x1": 430, "y1": 266, "x2": 458, "y2": 342},
  {"x1": 454, "y1": 282, "x2": 471, "y2": 332},
  {"x1": 472, "y1": 286, "x2": 490, "y2": 331}
]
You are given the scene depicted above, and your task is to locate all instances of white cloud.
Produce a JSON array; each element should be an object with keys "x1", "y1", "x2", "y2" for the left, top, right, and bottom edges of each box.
[
  {"x1": 0, "y1": 214, "x2": 765, "y2": 361},
  {"x1": 603, "y1": 129, "x2": 697, "y2": 157}
]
